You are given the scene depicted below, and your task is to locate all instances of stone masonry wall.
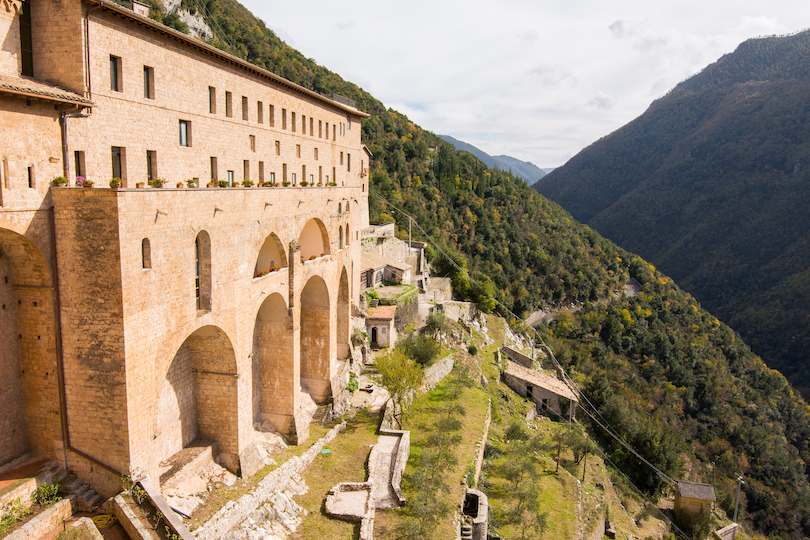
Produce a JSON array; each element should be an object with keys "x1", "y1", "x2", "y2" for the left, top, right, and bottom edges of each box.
[{"x1": 0, "y1": 249, "x2": 26, "y2": 463}]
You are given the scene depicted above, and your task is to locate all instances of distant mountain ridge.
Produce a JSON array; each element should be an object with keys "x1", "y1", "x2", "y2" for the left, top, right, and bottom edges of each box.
[
  {"x1": 534, "y1": 29, "x2": 810, "y2": 398},
  {"x1": 439, "y1": 135, "x2": 550, "y2": 183}
]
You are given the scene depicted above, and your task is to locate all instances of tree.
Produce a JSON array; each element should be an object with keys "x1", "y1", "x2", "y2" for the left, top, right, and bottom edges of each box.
[{"x1": 374, "y1": 349, "x2": 423, "y2": 429}]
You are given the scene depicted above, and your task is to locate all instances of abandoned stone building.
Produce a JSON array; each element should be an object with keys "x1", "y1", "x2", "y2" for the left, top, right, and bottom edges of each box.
[{"x1": 0, "y1": 0, "x2": 369, "y2": 498}]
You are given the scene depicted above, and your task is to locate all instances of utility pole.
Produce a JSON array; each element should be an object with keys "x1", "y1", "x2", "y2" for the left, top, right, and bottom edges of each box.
[
  {"x1": 408, "y1": 217, "x2": 412, "y2": 256},
  {"x1": 555, "y1": 434, "x2": 562, "y2": 474},
  {"x1": 733, "y1": 475, "x2": 744, "y2": 539},
  {"x1": 581, "y1": 437, "x2": 588, "y2": 483}
]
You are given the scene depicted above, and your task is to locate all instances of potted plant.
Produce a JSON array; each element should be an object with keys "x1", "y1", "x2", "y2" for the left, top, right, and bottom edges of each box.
[
  {"x1": 109, "y1": 177, "x2": 121, "y2": 188},
  {"x1": 151, "y1": 177, "x2": 165, "y2": 188},
  {"x1": 206, "y1": 181, "x2": 216, "y2": 188},
  {"x1": 282, "y1": 180, "x2": 290, "y2": 187},
  {"x1": 176, "y1": 181, "x2": 184, "y2": 188},
  {"x1": 300, "y1": 180, "x2": 309, "y2": 187},
  {"x1": 242, "y1": 179, "x2": 254, "y2": 188},
  {"x1": 187, "y1": 179, "x2": 198, "y2": 188},
  {"x1": 231, "y1": 181, "x2": 240, "y2": 188},
  {"x1": 52, "y1": 176, "x2": 68, "y2": 187},
  {"x1": 218, "y1": 180, "x2": 228, "y2": 188},
  {"x1": 136, "y1": 182, "x2": 145, "y2": 188},
  {"x1": 75, "y1": 176, "x2": 86, "y2": 187},
  {"x1": 82, "y1": 178, "x2": 95, "y2": 188}
]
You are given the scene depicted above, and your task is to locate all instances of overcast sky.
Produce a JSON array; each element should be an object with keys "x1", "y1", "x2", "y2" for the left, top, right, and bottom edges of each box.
[{"x1": 241, "y1": 0, "x2": 806, "y2": 169}]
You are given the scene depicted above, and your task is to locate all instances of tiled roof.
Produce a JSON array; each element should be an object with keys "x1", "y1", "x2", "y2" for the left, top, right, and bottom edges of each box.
[
  {"x1": 504, "y1": 360, "x2": 578, "y2": 401},
  {"x1": 368, "y1": 305, "x2": 397, "y2": 320},
  {"x1": 0, "y1": 74, "x2": 93, "y2": 106},
  {"x1": 361, "y1": 252, "x2": 411, "y2": 273},
  {"x1": 677, "y1": 481, "x2": 716, "y2": 501}
]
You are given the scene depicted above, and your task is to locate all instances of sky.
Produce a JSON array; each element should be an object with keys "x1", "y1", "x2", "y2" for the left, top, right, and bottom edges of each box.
[{"x1": 241, "y1": 0, "x2": 807, "y2": 169}]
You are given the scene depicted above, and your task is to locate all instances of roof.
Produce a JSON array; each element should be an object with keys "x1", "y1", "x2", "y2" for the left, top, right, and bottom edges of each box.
[
  {"x1": 90, "y1": 0, "x2": 368, "y2": 118},
  {"x1": 361, "y1": 252, "x2": 411, "y2": 273},
  {"x1": 368, "y1": 305, "x2": 396, "y2": 320},
  {"x1": 677, "y1": 481, "x2": 716, "y2": 502},
  {"x1": 504, "y1": 360, "x2": 578, "y2": 402},
  {"x1": 0, "y1": 74, "x2": 94, "y2": 106}
]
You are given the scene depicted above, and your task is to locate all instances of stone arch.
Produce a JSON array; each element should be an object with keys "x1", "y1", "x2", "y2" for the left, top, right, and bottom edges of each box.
[
  {"x1": 254, "y1": 232, "x2": 286, "y2": 277},
  {"x1": 0, "y1": 227, "x2": 57, "y2": 465},
  {"x1": 300, "y1": 276, "x2": 331, "y2": 404},
  {"x1": 154, "y1": 325, "x2": 239, "y2": 473},
  {"x1": 252, "y1": 293, "x2": 296, "y2": 437},
  {"x1": 298, "y1": 219, "x2": 329, "y2": 260},
  {"x1": 195, "y1": 231, "x2": 211, "y2": 310},
  {"x1": 337, "y1": 267, "x2": 350, "y2": 360}
]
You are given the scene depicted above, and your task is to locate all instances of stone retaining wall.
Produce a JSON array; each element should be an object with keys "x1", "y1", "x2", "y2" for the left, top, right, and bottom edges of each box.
[{"x1": 4, "y1": 495, "x2": 75, "y2": 540}]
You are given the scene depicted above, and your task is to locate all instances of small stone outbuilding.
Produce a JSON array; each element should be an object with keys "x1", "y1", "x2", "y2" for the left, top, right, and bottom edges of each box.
[
  {"x1": 366, "y1": 305, "x2": 397, "y2": 348},
  {"x1": 675, "y1": 480, "x2": 715, "y2": 523},
  {"x1": 360, "y1": 252, "x2": 412, "y2": 289},
  {"x1": 502, "y1": 360, "x2": 578, "y2": 418}
]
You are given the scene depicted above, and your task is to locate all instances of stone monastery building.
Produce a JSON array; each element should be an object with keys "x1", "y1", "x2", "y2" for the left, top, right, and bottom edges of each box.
[{"x1": 0, "y1": 0, "x2": 370, "y2": 496}]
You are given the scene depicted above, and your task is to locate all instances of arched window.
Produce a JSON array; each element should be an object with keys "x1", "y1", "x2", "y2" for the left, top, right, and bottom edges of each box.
[
  {"x1": 142, "y1": 238, "x2": 151, "y2": 269},
  {"x1": 195, "y1": 231, "x2": 212, "y2": 311},
  {"x1": 345, "y1": 224, "x2": 350, "y2": 246},
  {"x1": 345, "y1": 201, "x2": 350, "y2": 212},
  {"x1": 338, "y1": 227, "x2": 343, "y2": 249},
  {"x1": 337, "y1": 202, "x2": 342, "y2": 214}
]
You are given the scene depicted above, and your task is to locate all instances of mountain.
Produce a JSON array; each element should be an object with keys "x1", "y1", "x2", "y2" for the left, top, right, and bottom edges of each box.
[
  {"x1": 439, "y1": 135, "x2": 548, "y2": 183},
  {"x1": 534, "y1": 29, "x2": 810, "y2": 399},
  {"x1": 131, "y1": 5, "x2": 810, "y2": 537}
]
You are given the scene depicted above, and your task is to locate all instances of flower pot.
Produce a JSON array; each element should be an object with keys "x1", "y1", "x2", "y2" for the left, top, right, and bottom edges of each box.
[{"x1": 83, "y1": 184, "x2": 94, "y2": 188}]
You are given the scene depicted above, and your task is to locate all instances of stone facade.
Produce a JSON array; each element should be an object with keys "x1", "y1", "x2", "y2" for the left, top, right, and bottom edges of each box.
[{"x1": 0, "y1": 0, "x2": 369, "y2": 496}]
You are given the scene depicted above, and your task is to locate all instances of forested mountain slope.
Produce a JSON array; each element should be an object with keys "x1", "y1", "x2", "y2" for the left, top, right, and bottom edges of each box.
[
  {"x1": 533, "y1": 30, "x2": 810, "y2": 399},
  {"x1": 135, "y1": 4, "x2": 810, "y2": 537}
]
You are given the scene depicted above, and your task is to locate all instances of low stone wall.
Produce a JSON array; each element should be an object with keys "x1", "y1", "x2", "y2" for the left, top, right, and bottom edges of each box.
[
  {"x1": 438, "y1": 301, "x2": 478, "y2": 322},
  {"x1": 421, "y1": 354, "x2": 454, "y2": 393},
  {"x1": 66, "y1": 517, "x2": 104, "y2": 540},
  {"x1": 472, "y1": 401, "x2": 491, "y2": 487},
  {"x1": 113, "y1": 494, "x2": 154, "y2": 540},
  {"x1": 379, "y1": 430, "x2": 410, "y2": 506},
  {"x1": 194, "y1": 421, "x2": 347, "y2": 540},
  {"x1": 500, "y1": 346, "x2": 533, "y2": 369},
  {"x1": 4, "y1": 495, "x2": 76, "y2": 540},
  {"x1": 140, "y1": 477, "x2": 194, "y2": 540}
]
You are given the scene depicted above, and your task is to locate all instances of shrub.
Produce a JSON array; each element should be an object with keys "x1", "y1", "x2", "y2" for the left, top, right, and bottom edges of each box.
[
  {"x1": 467, "y1": 344, "x2": 478, "y2": 355},
  {"x1": 32, "y1": 483, "x2": 61, "y2": 506},
  {"x1": 398, "y1": 333, "x2": 441, "y2": 367}
]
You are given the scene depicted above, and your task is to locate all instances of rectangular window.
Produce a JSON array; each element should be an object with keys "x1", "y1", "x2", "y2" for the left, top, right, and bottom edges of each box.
[
  {"x1": 348, "y1": 116, "x2": 351, "y2": 130},
  {"x1": 179, "y1": 120, "x2": 191, "y2": 147},
  {"x1": 210, "y1": 156, "x2": 218, "y2": 180},
  {"x1": 111, "y1": 146, "x2": 126, "y2": 184},
  {"x1": 340, "y1": 152, "x2": 344, "y2": 165},
  {"x1": 269, "y1": 104, "x2": 275, "y2": 126},
  {"x1": 243, "y1": 160, "x2": 250, "y2": 182},
  {"x1": 275, "y1": 140, "x2": 280, "y2": 156},
  {"x1": 347, "y1": 154, "x2": 351, "y2": 171},
  {"x1": 282, "y1": 108, "x2": 287, "y2": 129},
  {"x1": 110, "y1": 55, "x2": 122, "y2": 92},
  {"x1": 227, "y1": 170, "x2": 234, "y2": 186},
  {"x1": 309, "y1": 174, "x2": 314, "y2": 184},
  {"x1": 333, "y1": 124, "x2": 336, "y2": 140},
  {"x1": 319, "y1": 120, "x2": 322, "y2": 138},
  {"x1": 269, "y1": 172, "x2": 275, "y2": 184},
  {"x1": 314, "y1": 148, "x2": 318, "y2": 160},
  {"x1": 291, "y1": 112, "x2": 296, "y2": 132},
  {"x1": 332, "y1": 166, "x2": 336, "y2": 183},
  {"x1": 257, "y1": 101, "x2": 263, "y2": 124},
  {"x1": 225, "y1": 91, "x2": 233, "y2": 117},
  {"x1": 283, "y1": 163, "x2": 287, "y2": 183},
  {"x1": 242, "y1": 96, "x2": 248, "y2": 121},
  {"x1": 291, "y1": 172, "x2": 296, "y2": 186},
  {"x1": 143, "y1": 66, "x2": 154, "y2": 99},
  {"x1": 19, "y1": 1, "x2": 33, "y2": 76},
  {"x1": 27, "y1": 166, "x2": 34, "y2": 189},
  {"x1": 146, "y1": 150, "x2": 157, "y2": 180},
  {"x1": 319, "y1": 165, "x2": 322, "y2": 184},
  {"x1": 302, "y1": 115, "x2": 306, "y2": 134},
  {"x1": 296, "y1": 144, "x2": 301, "y2": 158},
  {"x1": 209, "y1": 86, "x2": 216, "y2": 114},
  {"x1": 249, "y1": 134, "x2": 256, "y2": 152},
  {"x1": 74, "y1": 150, "x2": 86, "y2": 179},
  {"x1": 302, "y1": 165, "x2": 306, "y2": 184},
  {"x1": 325, "y1": 122, "x2": 329, "y2": 139},
  {"x1": 310, "y1": 117, "x2": 314, "y2": 136},
  {"x1": 258, "y1": 161, "x2": 264, "y2": 182}
]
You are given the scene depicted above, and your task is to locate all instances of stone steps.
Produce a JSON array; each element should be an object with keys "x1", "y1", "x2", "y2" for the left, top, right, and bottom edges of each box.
[{"x1": 57, "y1": 469, "x2": 103, "y2": 511}]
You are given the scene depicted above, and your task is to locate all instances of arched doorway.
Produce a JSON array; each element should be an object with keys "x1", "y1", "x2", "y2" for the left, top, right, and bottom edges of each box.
[
  {"x1": 337, "y1": 268, "x2": 350, "y2": 360},
  {"x1": 298, "y1": 219, "x2": 329, "y2": 260},
  {"x1": 0, "y1": 228, "x2": 58, "y2": 466},
  {"x1": 154, "y1": 326, "x2": 239, "y2": 473},
  {"x1": 252, "y1": 293, "x2": 295, "y2": 437},
  {"x1": 300, "y1": 276, "x2": 331, "y2": 403},
  {"x1": 254, "y1": 233, "x2": 286, "y2": 277}
]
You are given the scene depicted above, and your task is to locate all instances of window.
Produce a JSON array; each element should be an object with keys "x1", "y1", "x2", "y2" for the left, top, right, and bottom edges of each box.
[
  {"x1": 208, "y1": 86, "x2": 216, "y2": 114},
  {"x1": 74, "y1": 151, "x2": 85, "y2": 179},
  {"x1": 339, "y1": 228, "x2": 343, "y2": 249},
  {"x1": 257, "y1": 101, "x2": 263, "y2": 124},
  {"x1": 314, "y1": 148, "x2": 318, "y2": 160},
  {"x1": 340, "y1": 152, "x2": 343, "y2": 165},
  {"x1": 291, "y1": 112, "x2": 296, "y2": 132},
  {"x1": 346, "y1": 224, "x2": 350, "y2": 245},
  {"x1": 242, "y1": 96, "x2": 248, "y2": 121},
  {"x1": 309, "y1": 174, "x2": 314, "y2": 184},
  {"x1": 333, "y1": 124, "x2": 336, "y2": 140},
  {"x1": 19, "y1": 1, "x2": 33, "y2": 76},
  {"x1": 283, "y1": 163, "x2": 287, "y2": 183},
  {"x1": 348, "y1": 116, "x2": 351, "y2": 130},
  {"x1": 243, "y1": 160, "x2": 250, "y2": 182},
  {"x1": 225, "y1": 91, "x2": 232, "y2": 117},
  {"x1": 318, "y1": 120, "x2": 322, "y2": 138},
  {"x1": 179, "y1": 120, "x2": 191, "y2": 147},
  {"x1": 319, "y1": 166, "x2": 322, "y2": 184},
  {"x1": 291, "y1": 172, "x2": 296, "y2": 186},
  {"x1": 296, "y1": 144, "x2": 301, "y2": 158},
  {"x1": 143, "y1": 66, "x2": 154, "y2": 99},
  {"x1": 347, "y1": 154, "x2": 351, "y2": 172},
  {"x1": 210, "y1": 156, "x2": 218, "y2": 180},
  {"x1": 338, "y1": 202, "x2": 342, "y2": 214},
  {"x1": 227, "y1": 170, "x2": 234, "y2": 186},
  {"x1": 332, "y1": 166, "x2": 336, "y2": 183},
  {"x1": 142, "y1": 238, "x2": 151, "y2": 269},
  {"x1": 27, "y1": 166, "x2": 34, "y2": 189},
  {"x1": 146, "y1": 150, "x2": 157, "y2": 180},
  {"x1": 310, "y1": 117, "x2": 314, "y2": 136},
  {"x1": 269, "y1": 104, "x2": 275, "y2": 126},
  {"x1": 325, "y1": 122, "x2": 329, "y2": 139},
  {"x1": 282, "y1": 108, "x2": 287, "y2": 129},
  {"x1": 110, "y1": 55, "x2": 122, "y2": 92},
  {"x1": 275, "y1": 140, "x2": 280, "y2": 156},
  {"x1": 302, "y1": 115, "x2": 306, "y2": 134},
  {"x1": 258, "y1": 161, "x2": 264, "y2": 182},
  {"x1": 249, "y1": 134, "x2": 256, "y2": 152},
  {"x1": 269, "y1": 172, "x2": 275, "y2": 184},
  {"x1": 302, "y1": 165, "x2": 306, "y2": 183},
  {"x1": 2, "y1": 158, "x2": 8, "y2": 189},
  {"x1": 195, "y1": 232, "x2": 211, "y2": 311},
  {"x1": 111, "y1": 147, "x2": 126, "y2": 183}
]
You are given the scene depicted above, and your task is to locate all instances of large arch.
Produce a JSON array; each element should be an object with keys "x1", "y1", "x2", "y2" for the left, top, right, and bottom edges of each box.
[
  {"x1": 298, "y1": 219, "x2": 329, "y2": 260},
  {"x1": 254, "y1": 233, "x2": 287, "y2": 277},
  {"x1": 0, "y1": 227, "x2": 58, "y2": 467},
  {"x1": 252, "y1": 293, "x2": 296, "y2": 437},
  {"x1": 153, "y1": 326, "x2": 239, "y2": 473},
  {"x1": 300, "y1": 276, "x2": 331, "y2": 403},
  {"x1": 337, "y1": 267, "x2": 350, "y2": 360}
]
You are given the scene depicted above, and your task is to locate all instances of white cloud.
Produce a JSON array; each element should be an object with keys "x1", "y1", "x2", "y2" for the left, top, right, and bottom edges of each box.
[{"x1": 241, "y1": 0, "x2": 807, "y2": 168}]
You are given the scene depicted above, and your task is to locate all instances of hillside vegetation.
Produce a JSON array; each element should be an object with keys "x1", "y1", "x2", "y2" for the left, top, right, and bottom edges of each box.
[
  {"x1": 150, "y1": 4, "x2": 810, "y2": 538},
  {"x1": 533, "y1": 30, "x2": 810, "y2": 400}
]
